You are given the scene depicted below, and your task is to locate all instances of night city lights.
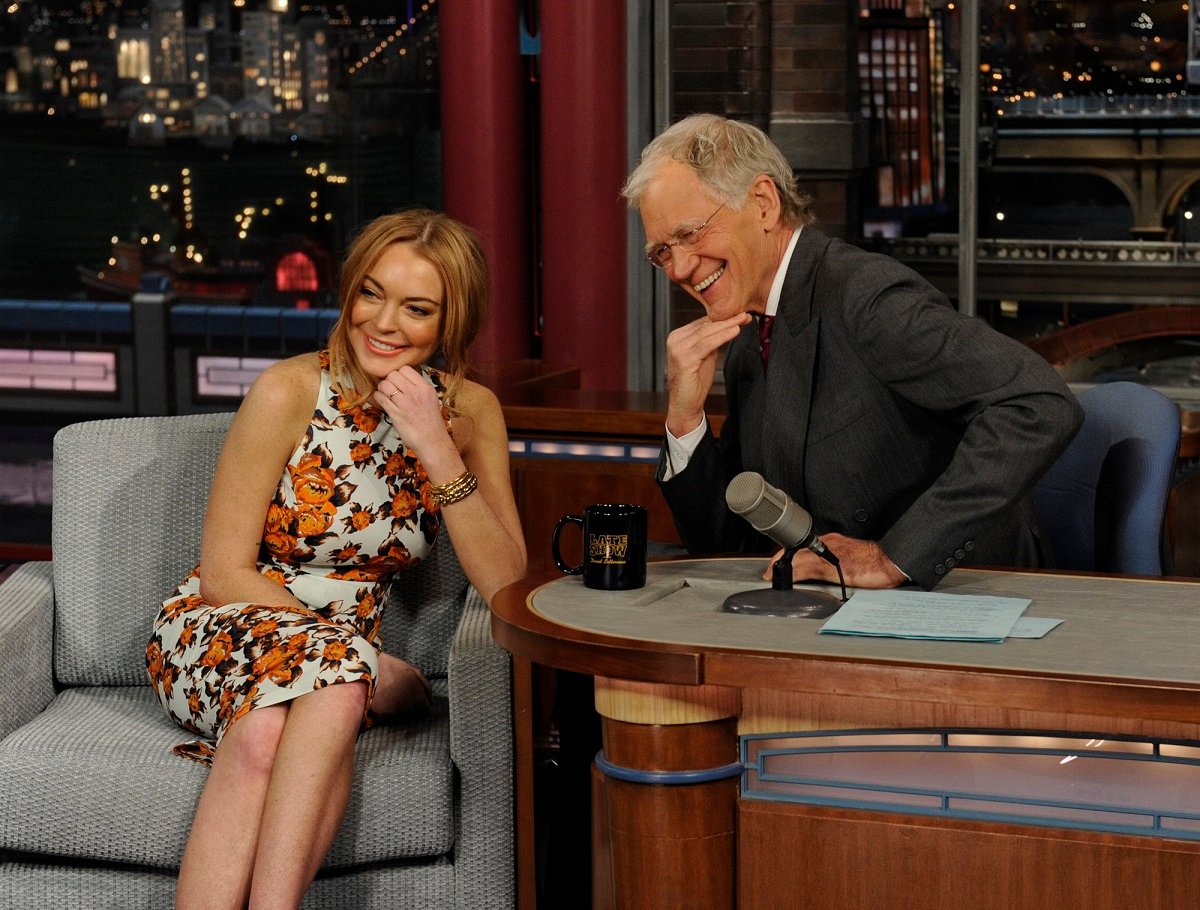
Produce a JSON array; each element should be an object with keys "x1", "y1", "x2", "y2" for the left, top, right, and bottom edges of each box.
[{"x1": 0, "y1": 0, "x2": 442, "y2": 300}]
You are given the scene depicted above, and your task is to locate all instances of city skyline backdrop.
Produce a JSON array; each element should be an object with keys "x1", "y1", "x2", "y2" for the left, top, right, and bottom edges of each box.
[{"x1": 3, "y1": 1, "x2": 1200, "y2": 302}]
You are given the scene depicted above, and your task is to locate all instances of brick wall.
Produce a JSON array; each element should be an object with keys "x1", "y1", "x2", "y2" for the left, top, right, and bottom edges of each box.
[
  {"x1": 669, "y1": 0, "x2": 867, "y2": 239},
  {"x1": 671, "y1": 2, "x2": 772, "y2": 127},
  {"x1": 770, "y1": 0, "x2": 859, "y2": 116}
]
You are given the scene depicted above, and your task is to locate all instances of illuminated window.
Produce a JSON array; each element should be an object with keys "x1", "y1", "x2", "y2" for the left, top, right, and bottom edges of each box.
[{"x1": 275, "y1": 250, "x2": 318, "y2": 292}]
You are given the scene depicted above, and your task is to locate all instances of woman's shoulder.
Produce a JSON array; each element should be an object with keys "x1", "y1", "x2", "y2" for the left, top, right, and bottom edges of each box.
[
  {"x1": 444, "y1": 376, "x2": 505, "y2": 455},
  {"x1": 452, "y1": 376, "x2": 502, "y2": 418},
  {"x1": 242, "y1": 353, "x2": 322, "y2": 421}
]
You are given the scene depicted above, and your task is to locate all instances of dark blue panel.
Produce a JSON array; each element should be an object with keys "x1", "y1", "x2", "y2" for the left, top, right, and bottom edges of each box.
[
  {"x1": 170, "y1": 303, "x2": 210, "y2": 336},
  {"x1": 242, "y1": 306, "x2": 281, "y2": 338}
]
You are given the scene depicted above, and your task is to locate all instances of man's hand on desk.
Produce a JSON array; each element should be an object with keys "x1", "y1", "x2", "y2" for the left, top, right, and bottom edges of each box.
[{"x1": 765, "y1": 534, "x2": 908, "y2": 589}]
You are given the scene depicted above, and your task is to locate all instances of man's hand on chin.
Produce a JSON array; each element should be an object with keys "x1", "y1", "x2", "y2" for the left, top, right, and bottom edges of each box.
[{"x1": 664, "y1": 312, "x2": 751, "y2": 437}]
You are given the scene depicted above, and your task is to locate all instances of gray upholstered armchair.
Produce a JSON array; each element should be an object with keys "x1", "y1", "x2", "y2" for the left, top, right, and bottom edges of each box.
[{"x1": 0, "y1": 413, "x2": 514, "y2": 909}]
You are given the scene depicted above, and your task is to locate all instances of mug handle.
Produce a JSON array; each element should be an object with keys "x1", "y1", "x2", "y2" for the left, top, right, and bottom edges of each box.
[{"x1": 551, "y1": 514, "x2": 585, "y2": 575}]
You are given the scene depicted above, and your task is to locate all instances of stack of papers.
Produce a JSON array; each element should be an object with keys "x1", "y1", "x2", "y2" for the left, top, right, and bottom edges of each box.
[{"x1": 818, "y1": 589, "x2": 1061, "y2": 642}]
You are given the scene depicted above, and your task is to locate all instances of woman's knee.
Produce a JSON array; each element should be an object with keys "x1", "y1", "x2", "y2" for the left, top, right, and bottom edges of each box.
[
  {"x1": 216, "y1": 705, "x2": 288, "y2": 779},
  {"x1": 298, "y1": 680, "x2": 370, "y2": 730},
  {"x1": 314, "y1": 679, "x2": 369, "y2": 713}
]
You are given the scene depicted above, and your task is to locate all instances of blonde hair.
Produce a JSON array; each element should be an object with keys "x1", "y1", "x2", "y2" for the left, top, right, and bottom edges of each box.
[
  {"x1": 327, "y1": 209, "x2": 490, "y2": 411},
  {"x1": 622, "y1": 113, "x2": 815, "y2": 227}
]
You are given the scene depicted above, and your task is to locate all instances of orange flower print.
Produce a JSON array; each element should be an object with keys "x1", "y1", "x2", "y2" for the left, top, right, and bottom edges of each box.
[
  {"x1": 230, "y1": 684, "x2": 260, "y2": 725},
  {"x1": 296, "y1": 500, "x2": 337, "y2": 536},
  {"x1": 328, "y1": 567, "x2": 381, "y2": 582},
  {"x1": 420, "y1": 482, "x2": 438, "y2": 514},
  {"x1": 320, "y1": 638, "x2": 357, "y2": 672},
  {"x1": 383, "y1": 452, "x2": 407, "y2": 477},
  {"x1": 350, "y1": 440, "x2": 375, "y2": 466},
  {"x1": 186, "y1": 688, "x2": 202, "y2": 717},
  {"x1": 331, "y1": 542, "x2": 361, "y2": 562},
  {"x1": 179, "y1": 621, "x2": 196, "y2": 647},
  {"x1": 251, "y1": 618, "x2": 278, "y2": 638},
  {"x1": 200, "y1": 631, "x2": 234, "y2": 668},
  {"x1": 355, "y1": 592, "x2": 377, "y2": 618},
  {"x1": 412, "y1": 461, "x2": 429, "y2": 485},
  {"x1": 146, "y1": 640, "x2": 164, "y2": 681},
  {"x1": 391, "y1": 487, "x2": 419, "y2": 519},
  {"x1": 385, "y1": 542, "x2": 414, "y2": 565},
  {"x1": 291, "y1": 453, "x2": 336, "y2": 505},
  {"x1": 362, "y1": 614, "x2": 382, "y2": 644},
  {"x1": 349, "y1": 405, "x2": 381, "y2": 434},
  {"x1": 164, "y1": 592, "x2": 206, "y2": 621},
  {"x1": 251, "y1": 632, "x2": 309, "y2": 685},
  {"x1": 217, "y1": 687, "x2": 238, "y2": 723},
  {"x1": 263, "y1": 528, "x2": 298, "y2": 559},
  {"x1": 348, "y1": 504, "x2": 374, "y2": 531},
  {"x1": 262, "y1": 566, "x2": 289, "y2": 587},
  {"x1": 265, "y1": 502, "x2": 289, "y2": 532}
]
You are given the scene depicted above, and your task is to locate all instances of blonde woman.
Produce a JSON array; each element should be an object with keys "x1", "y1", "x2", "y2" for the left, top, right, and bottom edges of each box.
[{"x1": 146, "y1": 209, "x2": 526, "y2": 909}]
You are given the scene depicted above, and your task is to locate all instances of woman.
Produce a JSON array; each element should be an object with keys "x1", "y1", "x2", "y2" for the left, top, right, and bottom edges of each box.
[{"x1": 145, "y1": 209, "x2": 527, "y2": 909}]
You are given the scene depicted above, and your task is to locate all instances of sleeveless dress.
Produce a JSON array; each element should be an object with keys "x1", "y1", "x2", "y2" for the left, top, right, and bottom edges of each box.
[{"x1": 146, "y1": 353, "x2": 445, "y2": 764}]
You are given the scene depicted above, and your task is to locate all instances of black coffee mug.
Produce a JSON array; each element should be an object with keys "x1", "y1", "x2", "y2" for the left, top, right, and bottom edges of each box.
[{"x1": 551, "y1": 503, "x2": 648, "y2": 590}]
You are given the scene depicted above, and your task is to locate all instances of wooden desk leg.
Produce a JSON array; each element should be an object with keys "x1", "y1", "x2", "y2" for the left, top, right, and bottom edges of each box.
[{"x1": 591, "y1": 679, "x2": 740, "y2": 910}]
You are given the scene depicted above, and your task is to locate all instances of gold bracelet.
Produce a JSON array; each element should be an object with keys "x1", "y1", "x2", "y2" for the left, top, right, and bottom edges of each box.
[{"x1": 428, "y1": 470, "x2": 478, "y2": 506}]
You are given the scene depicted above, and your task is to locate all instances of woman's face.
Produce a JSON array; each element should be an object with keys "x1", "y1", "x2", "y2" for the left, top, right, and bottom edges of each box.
[{"x1": 347, "y1": 241, "x2": 444, "y2": 381}]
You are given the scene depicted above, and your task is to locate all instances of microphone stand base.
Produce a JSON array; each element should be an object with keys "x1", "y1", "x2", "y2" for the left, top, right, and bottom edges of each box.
[{"x1": 721, "y1": 588, "x2": 842, "y2": 619}]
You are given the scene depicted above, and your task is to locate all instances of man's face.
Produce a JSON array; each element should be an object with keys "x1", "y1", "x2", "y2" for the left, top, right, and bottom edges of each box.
[{"x1": 639, "y1": 160, "x2": 780, "y2": 321}]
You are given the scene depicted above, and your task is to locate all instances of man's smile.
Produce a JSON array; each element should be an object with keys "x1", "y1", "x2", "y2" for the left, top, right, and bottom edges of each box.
[{"x1": 694, "y1": 263, "x2": 725, "y2": 293}]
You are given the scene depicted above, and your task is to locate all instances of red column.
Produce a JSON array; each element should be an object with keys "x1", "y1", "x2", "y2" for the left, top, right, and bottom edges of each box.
[
  {"x1": 538, "y1": 0, "x2": 627, "y2": 389},
  {"x1": 439, "y1": 0, "x2": 532, "y2": 364}
]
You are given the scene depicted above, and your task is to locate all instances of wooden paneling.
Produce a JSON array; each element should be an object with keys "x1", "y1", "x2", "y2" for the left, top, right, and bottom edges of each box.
[
  {"x1": 511, "y1": 457, "x2": 678, "y2": 575},
  {"x1": 593, "y1": 718, "x2": 738, "y2": 910},
  {"x1": 491, "y1": 384, "x2": 730, "y2": 575},
  {"x1": 739, "y1": 799, "x2": 1200, "y2": 910}
]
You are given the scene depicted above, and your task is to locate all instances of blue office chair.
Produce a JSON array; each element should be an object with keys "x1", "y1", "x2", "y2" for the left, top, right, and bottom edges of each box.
[{"x1": 1033, "y1": 382, "x2": 1180, "y2": 575}]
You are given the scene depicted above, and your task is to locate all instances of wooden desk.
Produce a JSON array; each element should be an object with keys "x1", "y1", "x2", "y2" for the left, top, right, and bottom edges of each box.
[{"x1": 492, "y1": 559, "x2": 1200, "y2": 909}]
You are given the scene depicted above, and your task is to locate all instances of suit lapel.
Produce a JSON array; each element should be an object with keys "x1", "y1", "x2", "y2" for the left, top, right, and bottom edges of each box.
[{"x1": 758, "y1": 228, "x2": 830, "y2": 509}]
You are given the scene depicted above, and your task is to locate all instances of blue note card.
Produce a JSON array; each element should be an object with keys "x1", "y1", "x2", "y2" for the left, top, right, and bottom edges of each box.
[{"x1": 819, "y1": 588, "x2": 1032, "y2": 642}]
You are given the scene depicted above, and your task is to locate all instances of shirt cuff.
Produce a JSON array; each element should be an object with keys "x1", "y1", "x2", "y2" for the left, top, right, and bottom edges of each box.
[{"x1": 661, "y1": 416, "x2": 708, "y2": 481}]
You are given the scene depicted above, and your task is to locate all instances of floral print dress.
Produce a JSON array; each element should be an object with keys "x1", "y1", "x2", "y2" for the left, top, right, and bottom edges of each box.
[{"x1": 147, "y1": 353, "x2": 444, "y2": 764}]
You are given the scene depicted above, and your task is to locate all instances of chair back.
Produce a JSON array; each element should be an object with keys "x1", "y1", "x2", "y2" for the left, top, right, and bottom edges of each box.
[
  {"x1": 1033, "y1": 382, "x2": 1180, "y2": 575},
  {"x1": 53, "y1": 413, "x2": 233, "y2": 687},
  {"x1": 51, "y1": 412, "x2": 468, "y2": 688}
]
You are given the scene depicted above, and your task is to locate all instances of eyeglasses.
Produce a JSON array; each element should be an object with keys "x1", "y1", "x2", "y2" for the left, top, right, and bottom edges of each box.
[{"x1": 645, "y1": 203, "x2": 726, "y2": 269}]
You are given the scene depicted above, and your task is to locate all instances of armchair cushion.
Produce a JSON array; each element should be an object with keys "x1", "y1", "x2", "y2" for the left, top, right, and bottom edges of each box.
[{"x1": 0, "y1": 686, "x2": 455, "y2": 870}]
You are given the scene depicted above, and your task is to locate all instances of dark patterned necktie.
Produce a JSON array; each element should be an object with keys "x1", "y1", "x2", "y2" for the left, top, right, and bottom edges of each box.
[{"x1": 758, "y1": 314, "x2": 775, "y2": 372}]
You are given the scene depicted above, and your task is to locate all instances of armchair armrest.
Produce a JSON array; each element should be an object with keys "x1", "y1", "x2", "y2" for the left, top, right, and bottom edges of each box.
[
  {"x1": 0, "y1": 562, "x2": 56, "y2": 741},
  {"x1": 447, "y1": 586, "x2": 515, "y2": 908}
]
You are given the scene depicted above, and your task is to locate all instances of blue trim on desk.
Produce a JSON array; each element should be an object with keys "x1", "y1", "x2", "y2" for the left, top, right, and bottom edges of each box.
[
  {"x1": 740, "y1": 728, "x2": 1200, "y2": 842},
  {"x1": 595, "y1": 750, "x2": 744, "y2": 785}
]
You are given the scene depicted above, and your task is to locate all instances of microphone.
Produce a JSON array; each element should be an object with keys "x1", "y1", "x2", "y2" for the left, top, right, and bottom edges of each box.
[
  {"x1": 725, "y1": 472, "x2": 838, "y2": 566},
  {"x1": 720, "y1": 471, "x2": 845, "y2": 618}
]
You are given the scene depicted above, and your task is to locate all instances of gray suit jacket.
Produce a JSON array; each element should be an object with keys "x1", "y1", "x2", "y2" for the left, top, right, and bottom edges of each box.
[{"x1": 660, "y1": 228, "x2": 1083, "y2": 590}]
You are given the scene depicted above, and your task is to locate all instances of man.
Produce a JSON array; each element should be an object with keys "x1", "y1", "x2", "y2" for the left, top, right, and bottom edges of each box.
[{"x1": 622, "y1": 114, "x2": 1083, "y2": 590}]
